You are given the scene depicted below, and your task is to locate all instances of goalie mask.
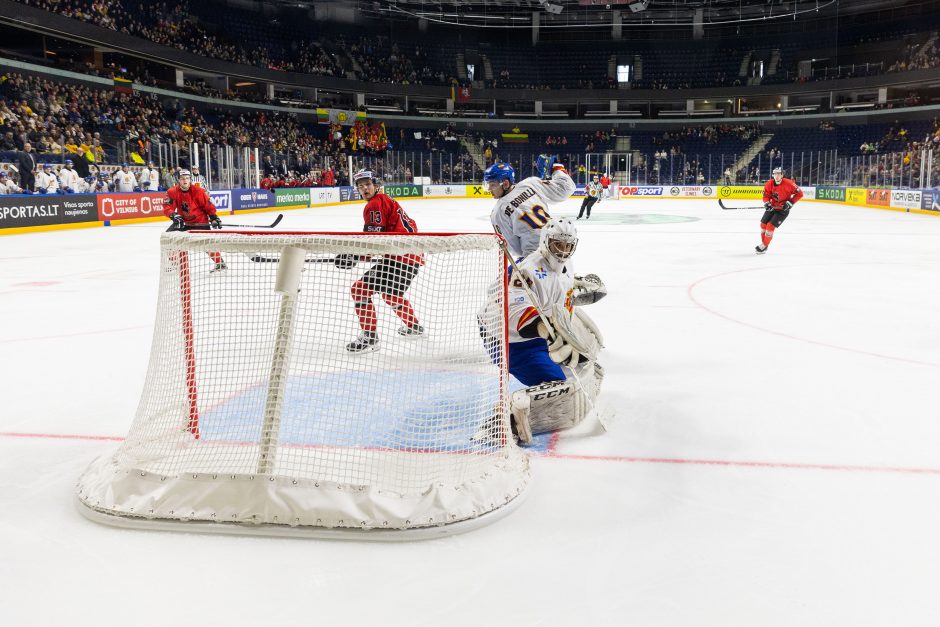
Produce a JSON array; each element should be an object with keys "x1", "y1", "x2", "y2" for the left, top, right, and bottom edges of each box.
[{"x1": 538, "y1": 217, "x2": 578, "y2": 272}]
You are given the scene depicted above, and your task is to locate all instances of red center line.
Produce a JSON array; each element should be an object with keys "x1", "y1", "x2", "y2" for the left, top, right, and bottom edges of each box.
[{"x1": 3, "y1": 430, "x2": 938, "y2": 476}]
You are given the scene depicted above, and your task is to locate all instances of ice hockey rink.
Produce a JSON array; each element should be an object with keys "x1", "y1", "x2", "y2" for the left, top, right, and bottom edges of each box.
[{"x1": 2, "y1": 195, "x2": 940, "y2": 627}]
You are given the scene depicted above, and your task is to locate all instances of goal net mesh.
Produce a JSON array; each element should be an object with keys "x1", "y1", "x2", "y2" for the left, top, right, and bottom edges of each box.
[{"x1": 77, "y1": 231, "x2": 529, "y2": 535}]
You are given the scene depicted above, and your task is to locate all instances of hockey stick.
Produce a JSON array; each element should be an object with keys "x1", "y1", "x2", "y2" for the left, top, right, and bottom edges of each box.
[
  {"x1": 220, "y1": 213, "x2": 283, "y2": 228},
  {"x1": 719, "y1": 199, "x2": 765, "y2": 211},
  {"x1": 248, "y1": 254, "x2": 380, "y2": 264},
  {"x1": 498, "y1": 241, "x2": 613, "y2": 432},
  {"x1": 176, "y1": 214, "x2": 284, "y2": 232}
]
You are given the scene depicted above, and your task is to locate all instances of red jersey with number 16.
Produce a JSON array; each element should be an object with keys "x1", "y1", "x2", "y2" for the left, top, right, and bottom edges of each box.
[
  {"x1": 763, "y1": 177, "x2": 804, "y2": 210},
  {"x1": 362, "y1": 193, "x2": 424, "y2": 265}
]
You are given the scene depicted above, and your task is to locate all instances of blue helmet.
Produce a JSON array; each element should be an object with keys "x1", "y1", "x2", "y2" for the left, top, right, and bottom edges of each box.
[
  {"x1": 483, "y1": 162, "x2": 515, "y2": 186},
  {"x1": 65, "y1": 159, "x2": 73, "y2": 166}
]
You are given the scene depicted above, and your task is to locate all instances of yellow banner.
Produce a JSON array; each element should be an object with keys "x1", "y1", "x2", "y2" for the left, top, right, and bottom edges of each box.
[
  {"x1": 846, "y1": 188, "x2": 866, "y2": 206},
  {"x1": 718, "y1": 185, "x2": 763, "y2": 199},
  {"x1": 466, "y1": 185, "x2": 492, "y2": 197}
]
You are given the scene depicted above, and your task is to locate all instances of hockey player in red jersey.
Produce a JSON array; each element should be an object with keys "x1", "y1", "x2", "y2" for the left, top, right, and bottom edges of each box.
[
  {"x1": 756, "y1": 166, "x2": 803, "y2": 254},
  {"x1": 338, "y1": 169, "x2": 425, "y2": 353},
  {"x1": 164, "y1": 169, "x2": 226, "y2": 271}
]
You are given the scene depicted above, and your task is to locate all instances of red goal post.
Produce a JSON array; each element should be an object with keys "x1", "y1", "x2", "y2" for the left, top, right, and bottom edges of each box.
[{"x1": 77, "y1": 230, "x2": 530, "y2": 539}]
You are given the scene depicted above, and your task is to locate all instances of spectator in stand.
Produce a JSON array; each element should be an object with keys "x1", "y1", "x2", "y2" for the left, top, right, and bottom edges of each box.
[{"x1": 161, "y1": 167, "x2": 177, "y2": 191}]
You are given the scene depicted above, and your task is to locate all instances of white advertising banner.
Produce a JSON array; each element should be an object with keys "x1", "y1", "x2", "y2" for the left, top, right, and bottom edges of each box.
[
  {"x1": 310, "y1": 187, "x2": 341, "y2": 205},
  {"x1": 423, "y1": 185, "x2": 465, "y2": 197},
  {"x1": 889, "y1": 189, "x2": 922, "y2": 210}
]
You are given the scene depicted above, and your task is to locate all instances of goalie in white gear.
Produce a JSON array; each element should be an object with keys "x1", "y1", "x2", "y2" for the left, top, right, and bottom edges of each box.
[
  {"x1": 487, "y1": 159, "x2": 575, "y2": 259},
  {"x1": 493, "y1": 217, "x2": 605, "y2": 444}
]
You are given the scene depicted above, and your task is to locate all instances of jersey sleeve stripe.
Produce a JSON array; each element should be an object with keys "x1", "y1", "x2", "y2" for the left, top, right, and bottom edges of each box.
[{"x1": 517, "y1": 307, "x2": 540, "y2": 329}]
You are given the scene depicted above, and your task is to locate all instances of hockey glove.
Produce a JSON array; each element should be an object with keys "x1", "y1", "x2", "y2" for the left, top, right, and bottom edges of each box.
[
  {"x1": 572, "y1": 273, "x2": 608, "y2": 306},
  {"x1": 36, "y1": 187, "x2": 47, "y2": 194},
  {"x1": 536, "y1": 319, "x2": 581, "y2": 368},
  {"x1": 209, "y1": 216, "x2": 222, "y2": 229},
  {"x1": 133, "y1": 186, "x2": 142, "y2": 192},
  {"x1": 333, "y1": 254, "x2": 357, "y2": 269},
  {"x1": 65, "y1": 187, "x2": 74, "y2": 194},
  {"x1": 169, "y1": 213, "x2": 185, "y2": 231},
  {"x1": 764, "y1": 202, "x2": 773, "y2": 211},
  {"x1": 783, "y1": 200, "x2": 793, "y2": 211}
]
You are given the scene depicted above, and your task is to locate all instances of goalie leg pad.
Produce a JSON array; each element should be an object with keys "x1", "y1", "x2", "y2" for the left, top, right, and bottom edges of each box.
[{"x1": 512, "y1": 362, "x2": 604, "y2": 435}]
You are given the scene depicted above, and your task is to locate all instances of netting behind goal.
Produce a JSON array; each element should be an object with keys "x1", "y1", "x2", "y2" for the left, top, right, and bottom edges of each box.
[{"x1": 77, "y1": 231, "x2": 529, "y2": 538}]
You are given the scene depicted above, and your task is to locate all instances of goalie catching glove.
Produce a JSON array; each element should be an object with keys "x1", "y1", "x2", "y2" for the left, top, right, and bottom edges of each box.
[{"x1": 572, "y1": 273, "x2": 607, "y2": 306}]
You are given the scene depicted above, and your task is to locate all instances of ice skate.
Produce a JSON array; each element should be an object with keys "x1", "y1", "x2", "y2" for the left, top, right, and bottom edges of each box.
[
  {"x1": 755, "y1": 245, "x2": 767, "y2": 255},
  {"x1": 346, "y1": 331, "x2": 379, "y2": 353},
  {"x1": 209, "y1": 262, "x2": 228, "y2": 273},
  {"x1": 397, "y1": 323, "x2": 425, "y2": 337}
]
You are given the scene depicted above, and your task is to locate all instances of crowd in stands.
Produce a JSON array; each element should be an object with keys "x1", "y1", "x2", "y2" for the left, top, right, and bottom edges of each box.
[
  {"x1": 12, "y1": 0, "x2": 940, "y2": 93},
  {"x1": 346, "y1": 37, "x2": 448, "y2": 86},
  {"x1": 651, "y1": 124, "x2": 761, "y2": 155},
  {"x1": 850, "y1": 118, "x2": 940, "y2": 187},
  {"x1": 4, "y1": 63, "x2": 940, "y2": 193},
  {"x1": 15, "y1": 0, "x2": 345, "y2": 77},
  {"x1": 887, "y1": 40, "x2": 940, "y2": 74}
]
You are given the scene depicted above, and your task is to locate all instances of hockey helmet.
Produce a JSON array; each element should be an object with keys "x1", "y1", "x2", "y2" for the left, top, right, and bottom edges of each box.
[
  {"x1": 65, "y1": 159, "x2": 73, "y2": 167},
  {"x1": 539, "y1": 217, "x2": 578, "y2": 272},
  {"x1": 43, "y1": 163, "x2": 53, "y2": 170},
  {"x1": 0, "y1": 171, "x2": 6, "y2": 178},
  {"x1": 483, "y1": 162, "x2": 515, "y2": 186},
  {"x1": 353, "y1": 169, "x2": 376, "y2": 185},
  {"x1": 592, "y1": 174, "x2": 599, "y2": 181},
  {"x1": 177, "y1": 169, "x2": 192, "y2": 178},
  {"x1": 772, "y1": 166, "x2": 784, "y2": 176}
]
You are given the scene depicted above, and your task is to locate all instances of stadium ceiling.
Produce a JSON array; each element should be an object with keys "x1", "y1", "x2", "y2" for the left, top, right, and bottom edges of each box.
[{"x1": 276, "y1": 0, "x2": 922, "y2": 28}]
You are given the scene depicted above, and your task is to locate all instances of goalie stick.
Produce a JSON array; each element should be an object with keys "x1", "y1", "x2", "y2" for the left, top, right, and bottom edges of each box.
[
  {"x1": 498, "y1": 240, "x2": 612, "y2": 432},
  {"x1": 719, "y1": 199, "x2": 764, "y2": 211}
]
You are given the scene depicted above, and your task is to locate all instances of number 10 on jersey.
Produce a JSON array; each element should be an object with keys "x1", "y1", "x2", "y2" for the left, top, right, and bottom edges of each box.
[{"x1": 518, "y1": 205, "x2": 551, "y2": 229}]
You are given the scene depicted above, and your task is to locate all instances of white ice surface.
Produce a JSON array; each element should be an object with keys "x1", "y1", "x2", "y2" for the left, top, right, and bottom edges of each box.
[{"x1": 2, "y1": 197, "x2": 940, "y2": 627}]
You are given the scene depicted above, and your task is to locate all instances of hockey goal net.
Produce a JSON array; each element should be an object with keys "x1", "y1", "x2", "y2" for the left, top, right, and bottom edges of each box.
[{"x1": 77, "y1": 230, "x2": 529, "y2": 538}]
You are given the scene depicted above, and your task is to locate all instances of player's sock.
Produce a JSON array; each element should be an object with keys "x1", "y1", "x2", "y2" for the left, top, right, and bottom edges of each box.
[
  {"x1": 764, "y1": 224, "x2": 775, "y2": 248},
  {"x1": 382, "y1": 294, "x2": 418, "y2": 328},
  {"x1": 353, "y1": 300, "x2": 377, "y2": 333}
]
